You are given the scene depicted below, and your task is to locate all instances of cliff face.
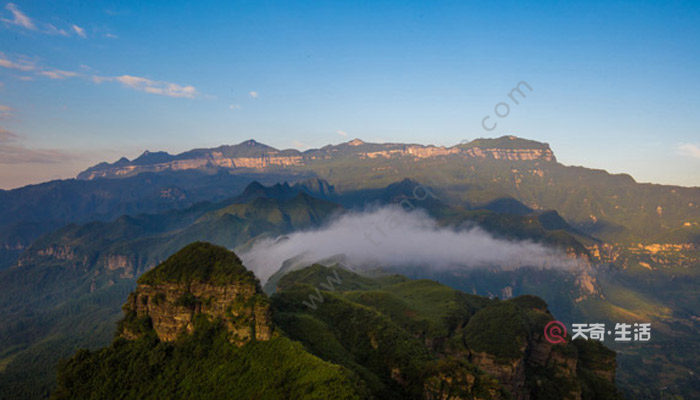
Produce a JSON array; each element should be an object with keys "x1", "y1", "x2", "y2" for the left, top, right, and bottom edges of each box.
[
  {"x1": 119, "y1": 242, "x2": 273, "y2": 345},
  {"x1": 463, "y1": 337, "x2": 615, "y2": 400},
  {"x1": 77, "y1": 136, "x2": 557, "y2": 179},
  {"x1": 121, "y1": 281, "x2": 272, "y2": 344}
]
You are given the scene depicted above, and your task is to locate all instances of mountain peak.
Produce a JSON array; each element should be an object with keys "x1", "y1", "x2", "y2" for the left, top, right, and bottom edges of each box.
[
  {"x1": 348, "y1": 138, "x2": 365, "y2": 146},
  {"x1": 123, "y1": 242, "x2": 272, "y2": 344},
  {"x1": 138, "y1": 241, "x2": 255, "y2": 285}
]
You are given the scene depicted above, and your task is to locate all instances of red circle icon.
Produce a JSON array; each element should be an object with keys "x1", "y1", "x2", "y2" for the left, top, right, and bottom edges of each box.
[{"x1": 544, "y1": 320, "x2": 567, "y2": 344}]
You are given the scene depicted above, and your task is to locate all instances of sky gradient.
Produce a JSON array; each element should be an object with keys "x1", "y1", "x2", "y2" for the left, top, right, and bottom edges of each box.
[{"x1": 1, "y1": 0, "x2": 699, "y2": 189}]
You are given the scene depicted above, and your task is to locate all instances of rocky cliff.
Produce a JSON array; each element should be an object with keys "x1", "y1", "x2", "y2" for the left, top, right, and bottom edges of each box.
[
  {"x1": 119, "y1": 242, "x2": 273, "y2": 345},
  {"x1": 78, "y1": 136, "x2": 557, "y2": 179}
]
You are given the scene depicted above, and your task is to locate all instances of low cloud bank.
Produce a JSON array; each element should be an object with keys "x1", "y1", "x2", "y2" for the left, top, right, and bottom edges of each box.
[{"x1": 239, "y1": 206, "x2": 583, "y2": 283}]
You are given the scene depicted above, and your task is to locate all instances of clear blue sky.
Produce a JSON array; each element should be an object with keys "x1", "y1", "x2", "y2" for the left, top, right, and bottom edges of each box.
[{"x1": 1, "y1": 0, "x2": 699, "y2": 188}]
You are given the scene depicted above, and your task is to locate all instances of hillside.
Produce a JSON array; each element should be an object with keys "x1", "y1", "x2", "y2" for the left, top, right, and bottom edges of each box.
[
  {"x1": 0, "y1": 170, "x2": 310, "y2": 270},
  {"x1": 52, "y1": 244, "x2": 622, "y2": 400}
]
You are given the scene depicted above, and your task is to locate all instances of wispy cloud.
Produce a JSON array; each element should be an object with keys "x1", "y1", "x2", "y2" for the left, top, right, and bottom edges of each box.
[
  {"x1": 229, "y1": 104, "x2": 240, "y2": 110},
  {"x1": 0, "y1": 105, "x2": 12, "y2": 119},
  {"x1": 2, "y1": 3, "x2": 86, "y2": 37},
  {"x1": 105, "y1": 33, "x2": 118, "y2": 39},
  {"x1": 45, "y1": 23, "x2": 69, "y2": 36},
  {"x1": 0, "y1": 52, "x2": 36, "y2": 71},
  {"x1": 0, "y1": 127, "x2": 73, "y2": 164},
  {"x1": 0, "y1": 127, "x2": 18, "y2": 142},
  {"x1": 2, "y1": 3, "x2": 35, "y2": 30},
  {"x1": 337, "y1": 130, "x2": 348, "y2": 137},
  {"x1": 109, "y1": 75, "x2": 198, "y2": 98},
  {"x1": 71, "y1": 24, "x2": 86, "y2": 38},
  {"x1": 38, "y1": 69, "x2": 79, "y2": 80},
  {"x1": 678, "y1": 143, "x2": 700, "y2": 159},
  {"x1": 0, "y1": 53, "x2": 199, "y2": 98},
  {"x1": 248, "y1": 91, "x2": 259, "y2": 99}
]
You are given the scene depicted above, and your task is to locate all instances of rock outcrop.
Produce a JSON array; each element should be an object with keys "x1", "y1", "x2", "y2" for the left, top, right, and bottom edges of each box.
[{"x1": 119, "y1": 242, "x2": 272, "y2": 345}]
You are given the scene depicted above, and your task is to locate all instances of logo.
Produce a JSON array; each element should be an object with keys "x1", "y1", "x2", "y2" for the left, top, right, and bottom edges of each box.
[{"x1": 544, "y1": 320, "x2": 567, "y2": 344}]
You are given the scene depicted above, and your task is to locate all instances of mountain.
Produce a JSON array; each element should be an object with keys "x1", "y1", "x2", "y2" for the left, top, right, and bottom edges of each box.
[
  {"x1": 0, "y1": 182, "x2": 341, "y2": 399},
  {"x1": 1, "y1": 136, "x2": 698, "y2": 398},
  {"x1": 77, "y1": 136, "x2": 556, "y2": 180},
  {"x1": 119, "y1": 242, "x2": 273, "y2": 344},
  {"x1": 52, "y1": 243, "x2": 363, "y2": 400},
  {"x1": 52, "y1": 243, "x2": 622, "y2": 400},
  {"x1": 0, "y1": 170, "x2": 312, "y2": 270},
  {"x1": 74, "y1": 136, "x2": 700, "y2": 244},
  {"x1": 0, "y1": 179, "x2": 599, "y2": 399}
]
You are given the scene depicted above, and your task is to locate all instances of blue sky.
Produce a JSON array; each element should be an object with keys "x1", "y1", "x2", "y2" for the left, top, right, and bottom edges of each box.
[{"x1": 0, "y1": 0, "x2": 699, "y2": 188}]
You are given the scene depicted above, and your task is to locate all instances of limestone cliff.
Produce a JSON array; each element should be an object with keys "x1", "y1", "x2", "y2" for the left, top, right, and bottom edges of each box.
[
  {"x1": 119, "y1": 242, "x2": 272, "y2": 345},
  {"x1": 77, "y1": 136, "x2": 557, "y2": 179}
]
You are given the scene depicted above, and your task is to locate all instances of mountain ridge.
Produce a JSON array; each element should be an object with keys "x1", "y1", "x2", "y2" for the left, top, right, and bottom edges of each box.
[{"x1": 77, "y1": 136, "x2": 557, "y2": 180}]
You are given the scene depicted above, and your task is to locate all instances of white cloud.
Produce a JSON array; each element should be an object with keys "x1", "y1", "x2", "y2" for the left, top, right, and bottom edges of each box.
[
  {"x1": 2, "y1": 3, "x2": 86, "y2": 37},
  {"x1": 248, "y1": 91, "x2": 258, "y2": 99},
  {"x1": 105, "y1": 33, "x2": 118, "y2": 39},
  {"x1": 71, "y1": 24, "x2": 86, "y2": 38},
  {"x1": 45, "y1": 23, "x2": 69, "y2": 36},
  {"x1": 0, "y1": 53, "x2": 198, "y2": 99},
  {"x1": 229, "y1": 104, "x2": 240, "y2": 110},
  {"x1": 38, "y1": 69, "x2": 78, "y2": 79},
  {"x1": 108, "y1": 75, "x2": 198, "y2": 98},
  {"x1": 240, "y1": 206, "x2": 583, "y2": 284},
  {"x1": 678, "y1": 143, "x2": 700, "y2": 159},
  {"x1": 0, "y1": 52, "x2": 36, "y2": 71},
  {"x1": 337, "y1": 130, "x2": 348, "y2": 137},
  {"x1": 2, "y1": 3, "x2": 35, "y2": 30}
]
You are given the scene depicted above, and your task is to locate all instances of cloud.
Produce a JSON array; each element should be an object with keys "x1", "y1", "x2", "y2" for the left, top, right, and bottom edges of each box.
[
  {"x1": 2, "y1": 3, "x2": 35, "y2": 30},
  {"x1": 0, "y1": 105, "x2": 12, "y2": 119},
  {"x1": 71, "y1": 24, "x2": 86, "y2": 38},
  {"x1": 0, "y1": 52, "x2": 36, "y2": 71},
  {"x1": 229, "y1": 104, "x2": 240, "y2": 110},
  {"x1": 38, "y1": 69, "x2": 78, "y2": 80},
  {"x1": 2, "y1": 3, "x2": 86, "y2": 37},
  {"x1": 0, "y1": 53, "x2": 199, "y2": 99},
  {"x1": 45, "y1": 23, "x2": 69, "y2": 36},
  {"x1": 108, "y1": 75, "x2": 198, "y2": 98},
  {"x1": 0, "y1": 127, "x2": 18, "y2": 142},
  {"x1": 240, "y1": 206, "x2": 582, "y2": 284},
  {"x1": 0, "y1": 127, "x2": 73, "y2": 164},
  {"x1": 678, "y1": 143, "x2": 700, "y2": 159},
  {"x1": 248, "y1": 91, "x2": 259, "y2": 99},
  {"x1": 105, "y1": 33, "x2": 118, "y2": 39},
  {"x1": 0, "y1": 144, "x2": 75, "y2": 163},
  {"x1": 337, "y1": 130, "x2": 348, "y2": 137}
]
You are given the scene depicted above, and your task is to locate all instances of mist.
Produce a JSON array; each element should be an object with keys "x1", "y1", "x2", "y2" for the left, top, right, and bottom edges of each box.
[{"x1": 238, "y1": 206, "x2": 585, "y2": 284}]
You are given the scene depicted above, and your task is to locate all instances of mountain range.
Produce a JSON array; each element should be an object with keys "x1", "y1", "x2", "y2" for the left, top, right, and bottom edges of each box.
[
  {"x1": 0, "y1": 136, "x2": 697, "y2": 399},
  {"x1": 52, "y1": 242, "x2": 622, "y2": 400}
]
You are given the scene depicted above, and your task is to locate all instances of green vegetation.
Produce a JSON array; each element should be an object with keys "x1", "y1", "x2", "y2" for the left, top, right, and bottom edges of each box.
[
  {"x1": 462, "y1": 302, "x2": 529, "y2": 360},
  {"x1": 271, "y1": 264, "x2": 622, "y2": 400},
  {"x1": 2, "y1": 168, "x2": 696, "y2": 398},
  {"x1": 53, "y1": 327, "x2": 365, "y2": 400},
  {"x1": 138, "y1": 242, "x2": 256, "y2": 286},
  {"x1": 50, "y1": 255, "x2": 625, "y2": 400}
]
